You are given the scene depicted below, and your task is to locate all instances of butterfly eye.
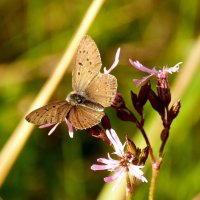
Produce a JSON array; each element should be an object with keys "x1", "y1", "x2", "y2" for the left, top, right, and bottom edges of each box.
[{"x1": 77, "y1": 98, "x2": 83, "y2": 104}]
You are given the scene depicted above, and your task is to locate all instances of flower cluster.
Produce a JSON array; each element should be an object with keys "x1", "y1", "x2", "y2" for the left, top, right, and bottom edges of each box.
[{"x1": 91, "y1": 129, "x2": 147, "y2": 191}]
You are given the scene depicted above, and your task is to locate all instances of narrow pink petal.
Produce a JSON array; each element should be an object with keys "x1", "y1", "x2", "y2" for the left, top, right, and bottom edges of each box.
[
  {"x1": 111, "y1": 169, "x2": 126, "y2": 191},
  {"x1": 65, "y1": 118, "x2": 74, "y2": 138},
  {"x1": 104, "y1": 48, "x2": 120, "y2": 74},
  {"x1": 91, "y1": 162, "x2": 119, "y2": 171},
  {"x1": 133, "y1": 73, "x2": 154, "y2": 86},
  {"x1": 129, "y1": 59, "x2": 156, "y2": 74},
  {"x1": 48, "y1": 123, "x2": 60, "y2": 135},
  {"x1": 133, "y1": 78, "x2": 144, "y2": 86},
  {"x1": 97, "y1": 157, "x2": 120, "y2": 165},
  {"x1": 104, "y1": 168, "x2": 127, "y2": 191},
  {"x1": 104, "y1": 167, "x2": 126, "y2": 182},
  {"x1": 91, "y1": 164, "x2": 110, "y2": 171},
  {"x1": 166, "y1": 62, "x2": 182, "y2": 74},
  {"x1": 39, "y1": 123, "x2": 55, "y2": 128},
  {"x1": 129, "y1": 165, "x2": 147, "y2": 183},
  {"x1": 106, "y1": 129, "x2": 124, "y2": 156}
]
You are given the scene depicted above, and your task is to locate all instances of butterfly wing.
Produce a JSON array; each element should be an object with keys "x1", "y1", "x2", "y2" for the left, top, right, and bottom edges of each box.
[
  {"x1": 25, "y1": 101, "x2": 72, "y2": 125},
  {"x1": 69, "y1": 105, "x2": 104, "y2": 129},
  {"x1": 85, "y1": 73, "x2": 117, "y2": 107},
  {"x1": 72, "y1": 35, "x2": 102, "y2": 92}
]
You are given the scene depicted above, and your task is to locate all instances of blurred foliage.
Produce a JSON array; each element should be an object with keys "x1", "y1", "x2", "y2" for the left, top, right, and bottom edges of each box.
[{"x1": 0, "y1": 0, "x2": 200, "y2": 199}]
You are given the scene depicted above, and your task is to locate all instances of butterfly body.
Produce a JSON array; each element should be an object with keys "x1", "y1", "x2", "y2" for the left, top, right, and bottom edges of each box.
[
  {"x1": 67, "y1": 91, "x2": 104, "y2": 111},
  {"x1": 25, "y1": 35, "x2": 117, "y2": 130}
]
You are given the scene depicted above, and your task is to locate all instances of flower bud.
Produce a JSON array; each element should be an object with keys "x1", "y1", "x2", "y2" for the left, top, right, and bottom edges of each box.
[
  {"x1": 131, "y1": 91, "x2": 143, "y2": 115},
  {"x1": 138, "y1": 80, "x2": 151, "y2": 106},
  {"x1": 126, "y1": 137, "x2": 137, "y2": 155},
  {"x1": 117, "y1": 109, "x2": 137, "y2": 123},
  {"x1": 86, "y1": 126, "x2": 110, "y2": 144},
  {"x1": 160, "y1": 128, "x2": 169, "y2": 142},
  {"x1": 156, "y1": 71, "x2": 171, "y2": 107},
  {"x1": 139, "y1": 146, "x2": 149, "y2": 165},
  {"x1": 148, "y1": 89, "x2": 165, "y2": 118},
  {"x1": 169, "y1": 100, "x2": 181, "y2": 122},
  {"x1": 101, "y1": 115, "x2": 111, "y2": 130},
  {"x1": 112, "y1": 92, "x2": 126, "y2": 109}
]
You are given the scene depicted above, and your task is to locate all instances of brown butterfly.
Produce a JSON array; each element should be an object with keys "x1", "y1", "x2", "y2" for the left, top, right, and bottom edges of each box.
[{"x1": 25, "y1": 35, "x2": 118, "y2": 130}]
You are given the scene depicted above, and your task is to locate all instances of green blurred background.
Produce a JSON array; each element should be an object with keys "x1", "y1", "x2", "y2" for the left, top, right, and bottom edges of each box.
[{"x1": 1, "y1": 0, "x2": 200, "y2": 199}]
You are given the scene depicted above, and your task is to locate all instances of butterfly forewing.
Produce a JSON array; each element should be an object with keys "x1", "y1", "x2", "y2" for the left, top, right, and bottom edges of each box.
[
  {"x1": 72, "y1": 35, "x2": 102, "y2": 92},
  {"x1": 25, "y1": 101, "x2": 72, "y2": 125},
  {"x1": 69, "y1": 106, "x2": 104, "y2": 129},
  {"x1": 85, "y1": 73, "x2": 117, "y2": 107}
]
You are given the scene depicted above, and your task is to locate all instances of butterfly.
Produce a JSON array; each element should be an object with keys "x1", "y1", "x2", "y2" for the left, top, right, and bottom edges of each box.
[{"x1": 25, "y1": 35, "x2": 118, "y2": 130}]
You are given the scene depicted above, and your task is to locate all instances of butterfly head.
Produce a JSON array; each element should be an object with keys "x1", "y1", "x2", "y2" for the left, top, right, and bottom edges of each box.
[{"x1": 66, "y1": 92, "x2": 87, "y2": 105}]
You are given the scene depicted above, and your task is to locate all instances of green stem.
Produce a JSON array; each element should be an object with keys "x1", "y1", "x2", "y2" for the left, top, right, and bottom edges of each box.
[
  {"x1": 148, "y1": 158, "x2": 162, "y2": 200},
  {"x1": 149, "y1": 167, "x2": 159, "y2": 200}
]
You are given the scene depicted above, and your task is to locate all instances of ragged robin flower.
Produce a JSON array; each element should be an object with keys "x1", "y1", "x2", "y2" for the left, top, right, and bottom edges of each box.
[
  {"x1": 129, "y1": 60, "x2": 181, "y2": 86},
  {"x1": 129, "y1": 59, "x2": 182, "y2": 106},
  {"x1": 91, "y1": 129, "x2": 147, "y2": 191}
]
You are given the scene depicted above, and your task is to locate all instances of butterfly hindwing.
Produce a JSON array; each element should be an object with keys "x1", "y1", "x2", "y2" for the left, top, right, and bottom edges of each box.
[
  {"x1": 69, "y1": 105, "x2": 104, "y2": 129},
  {"x1": 85, "y1": 73, "x2": 117, "y2": 107},
  {"x1": 25, "y1": 101, "x2": 72, "y2": 125}
]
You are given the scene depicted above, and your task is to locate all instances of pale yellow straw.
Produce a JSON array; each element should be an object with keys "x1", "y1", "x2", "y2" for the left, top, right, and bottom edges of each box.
[
  {"x1": 0, "y1": 0, "x2": 105, "y2": 187},
  {"x1": 96, "y1": 35, "x2": 200, "y2": 200}
]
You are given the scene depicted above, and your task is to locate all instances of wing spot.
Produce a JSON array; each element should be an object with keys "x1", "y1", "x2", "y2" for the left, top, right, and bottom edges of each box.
[
  {"x1": 83, "y1": 50, "x2": 86, "y2": 53},
  {"x1": 78, "y1": 72, "x2": 80, "y2": 75},
  {"x1": 78, "y1": 62, "x2": 83, "y2": 66},
  {"x1": 89, "y1": 62, "x2": 92, "y2": 65}
]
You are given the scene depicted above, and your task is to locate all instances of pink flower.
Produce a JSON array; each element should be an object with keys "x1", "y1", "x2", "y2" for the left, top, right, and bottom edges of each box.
[
  {"x1": 91, "y1": 129, "x2": 147, "y2": 191},
  {"x1": 129, "y1": 59, "x2": 182, "y2": 86}
]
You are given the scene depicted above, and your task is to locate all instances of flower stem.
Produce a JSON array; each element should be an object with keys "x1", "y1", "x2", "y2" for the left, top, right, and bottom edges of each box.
[
  {"x1": 0, "y1": 0, "x2": 105, "y2": 187},
  {"x1": 148, "y1": 163, "x2": 160, "y2": 200},
  {"x1": 126, "y1": 174, "x2": 132, "y2": 200},
  {"x1": 139, "y1": 125, "x2": 155, "y2": 163}
]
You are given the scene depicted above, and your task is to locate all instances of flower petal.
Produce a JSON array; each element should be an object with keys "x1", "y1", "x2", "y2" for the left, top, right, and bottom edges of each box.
[
  {"x1": 106, "y1": 129, "x2": 124, "y2": 156},
  {"x1": 104, "y1": 168, "x2": 126, "y2": 191},
  {"x1": 91, "y1": 164, "x2": 111, "y2": 171},
  {"x1": 104, "y1": 48, "x2": 120, "y2": 74},
  {"x1": 48, "y1": 123, "x2": 60, "y2": 135},
  {"x1": 133, "y1": 73, "x2": 154, "y2": 86},
  {"x1": 104, "y1": 167, "x2": 126, "y2": 182},
  {"x1": 129, "y1": 165, "x2": 147, "y2": 183},
  {"x1": 39, "y1": 123, "x2": 55, "y2": 128},
  {"x1": 97, "y1": 157, "x2": 120, "y2": 165},
  {"x1": 65, "y1": 118, "x2": 74, "y2": 138},
  {"x1": 165, "y1": 62, "x2": 182, "y2": 74},
  {"x1": 129, "y1": 59, "x2": 157, "y2": 74}
]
